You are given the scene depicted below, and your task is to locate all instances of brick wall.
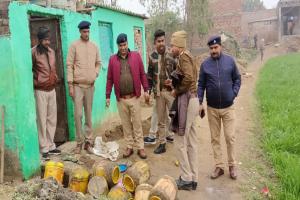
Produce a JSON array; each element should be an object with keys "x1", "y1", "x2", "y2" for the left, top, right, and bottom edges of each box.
[
  {"x1": 0, "y1": 0, "x2": 10, "y2": 35},
  {"x1": 241, "y1": 9, "x2": 277, "y2": 40},
  {"x1": 190, "y1": 0, "x2": 242, "y2": 52},
  {"x1": 209, "y1": 0, "x2": 242, "y2": 39},
  {"x1": 248, "y1": 19, "x2": 278, "y2": 43}
]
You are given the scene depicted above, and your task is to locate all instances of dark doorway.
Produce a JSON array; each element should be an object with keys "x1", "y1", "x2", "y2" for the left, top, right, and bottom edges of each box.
[
  {"x1": 282, "y1": 6, "x2": 300, "y2": 36},
  {"x1": 29, "y1": 15, "x2": 68, "y2": 144}
]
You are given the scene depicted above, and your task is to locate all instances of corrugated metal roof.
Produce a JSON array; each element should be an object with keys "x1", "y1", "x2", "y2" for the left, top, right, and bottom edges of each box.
[
  {"x1": 89, "y1": 3, "x2": 148, "y2": 19},
  {"x1": 278, "y1": 0, "x2": 300, "y2": 7},
  {"x1": 248, "y1": 17, "x2": 278, "y2": 24}
]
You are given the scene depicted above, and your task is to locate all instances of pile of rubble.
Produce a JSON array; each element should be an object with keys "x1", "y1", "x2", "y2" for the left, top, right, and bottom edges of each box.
[{"x1": 12, "y1": 177, "x2": 93, "y2": 200}]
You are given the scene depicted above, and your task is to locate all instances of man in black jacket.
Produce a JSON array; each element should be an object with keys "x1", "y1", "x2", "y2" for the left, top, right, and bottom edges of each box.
[{"x1": 198, "y1": 35, "x2": 241, "y2": 180}]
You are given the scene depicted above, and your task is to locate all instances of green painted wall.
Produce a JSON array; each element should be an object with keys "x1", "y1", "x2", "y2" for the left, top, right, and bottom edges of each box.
[
  {"x1": 0, "y1": 36, "x2": 18, "y2": 152},
  {"x1": 0, "y1": 2, "x2": 146, "y2": 179}
]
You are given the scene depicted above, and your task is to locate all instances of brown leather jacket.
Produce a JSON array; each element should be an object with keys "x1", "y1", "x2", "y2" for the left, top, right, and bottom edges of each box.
[
  {"x1": 32, "y1": 46, "x2": 58, "y2": 91},
  {"x1": 175, "y1": 50, "x2": 197, "y2": 95}
]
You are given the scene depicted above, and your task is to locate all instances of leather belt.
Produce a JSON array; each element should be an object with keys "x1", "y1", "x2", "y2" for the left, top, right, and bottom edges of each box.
[
  {"x1": 120, "y1": 93, "x2": 135, "y2": 99},
  {"x1": 73, "y1": 82, "x2": 94, "y2": 86}
]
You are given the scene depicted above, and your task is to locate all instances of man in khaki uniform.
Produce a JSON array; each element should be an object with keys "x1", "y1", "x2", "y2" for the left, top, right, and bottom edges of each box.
[
  {"x1": 198, "y1": 35, "x2": 241, "y2": 180},
  {"x1": 67, "y1": 21, "x2": 101, "y2": 154},
  {"x1": 170, "y1": 30, "x2": 200, "y2": 191},
  {"x1": 145, "y1": 29, "x2": 177, "y2": 154}
]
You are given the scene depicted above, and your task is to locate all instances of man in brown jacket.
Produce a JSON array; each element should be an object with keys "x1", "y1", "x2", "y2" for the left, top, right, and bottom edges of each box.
[
  {"x1": 170, "y1": 30, "x2": 201, "y2": 191},
  {"x1": 32, "y1": 27, "x2": 61, "y2": 159},
  {"x1": 67, "y1": 21, "x2": 101, "y2": 154}
]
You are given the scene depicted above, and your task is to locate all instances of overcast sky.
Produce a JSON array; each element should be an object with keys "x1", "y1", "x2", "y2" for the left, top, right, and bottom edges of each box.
[
  {"x1": 117, "y1": 0, "x2": 281, "y2": 15},
  {"x1": 263, "y1": 0, "x2": 280, "y2": 9}
]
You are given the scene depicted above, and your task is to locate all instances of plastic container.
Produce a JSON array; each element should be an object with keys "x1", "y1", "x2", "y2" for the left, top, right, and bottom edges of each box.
[
  {"x1": 44, "y1": 161, "x2": 64, "y2": 184},
  {"x1": 69, "y1": 168, "x2": 90, "y2": 194}
]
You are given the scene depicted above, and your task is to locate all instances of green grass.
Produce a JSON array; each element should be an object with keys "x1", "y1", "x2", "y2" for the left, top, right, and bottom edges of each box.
[{"x1": 256, "y1": 53, "x2": 300, "y2": 200}]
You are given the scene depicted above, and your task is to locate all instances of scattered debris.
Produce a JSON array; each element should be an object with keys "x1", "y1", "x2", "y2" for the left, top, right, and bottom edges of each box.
[
  {"x1": 61, "y1": 153, "x2": 79, "y2": 163},
  {"x1": 92, "y1": 137, "x2": 119, "y2": 161},
  {"x1": 261, "y1": 186, "x2": 271, "y2": 198},
  {"x1": 12, "y1": 177, "x2": 92, "y2": 200},
  {"x1": 79, "y1": 156, "x2": 96, "y2": 169},
  {"x1": 242, "y1": 72, "x2": 253, "y2": 78},
  {"x1": 174, "y1": 160, "x2": 179, "y2": 167}
]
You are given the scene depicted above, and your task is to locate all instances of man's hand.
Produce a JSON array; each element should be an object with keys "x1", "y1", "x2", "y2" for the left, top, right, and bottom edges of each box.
[
  {"x1": 171, "y1": 90, "x2": 176, "y2": 97},
  {"x1": 106, "y1": 99, "x2": 110, "y2": 108},
  {"x1": 69, "y1": 85, "x2": 74, "y2": 99},
  {"x1": 199, "y1": 104, "x2": 205, "y2": 118},
  {"x1": 164, "y1": 79, "x2": 172, "y2": 87},
  {"x1": 144, "y1": 92, "x2": 150, "y2": 104}
]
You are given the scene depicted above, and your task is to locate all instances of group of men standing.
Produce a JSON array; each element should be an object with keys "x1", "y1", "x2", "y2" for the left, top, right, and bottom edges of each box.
[{"x1": 32, "y1": 20, "x2": 241, "y2": 191}]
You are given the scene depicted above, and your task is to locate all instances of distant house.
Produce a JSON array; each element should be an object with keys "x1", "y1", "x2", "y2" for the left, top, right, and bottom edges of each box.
[
  {"x1": 241, "y1": 9, "x2": 278, "y2": 45},
  {"x1": 278, "y1": 0, "x2": 300, "y2": 39},
  {"x1": 0, "y1": 1, "x2": 146, "y2": 180}
]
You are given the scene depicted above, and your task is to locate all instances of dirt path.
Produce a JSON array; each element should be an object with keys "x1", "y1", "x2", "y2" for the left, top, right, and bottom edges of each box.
[
  {"x1": 134, "y1": 46, "x2": 284, "y2": 200},
  {"x1": 96, "y1": 46, "x2": 285, "y2": 200},
  {"x1": 0, "y1": 46, "x2": 285, "y2": 200}
]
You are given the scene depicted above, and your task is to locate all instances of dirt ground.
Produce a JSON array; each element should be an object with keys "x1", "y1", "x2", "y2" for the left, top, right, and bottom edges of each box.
[
  {"x1": 0, "y1": 45, "x2": 287, "y2": 200},
  {"x1": 135, "y1": 46, "x2": 284, "y2": 200},
  {"x1": 95, "y1": 45, "x2": 286, "y2": 199},
  {"x1": 112, "y1": 45, "x2": 285, "y2": 200}
]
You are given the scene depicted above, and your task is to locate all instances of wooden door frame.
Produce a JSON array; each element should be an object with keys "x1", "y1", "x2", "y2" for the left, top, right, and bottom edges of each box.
[{"x1": 29, "y1": 14, "x2": 69, "y2": 144}]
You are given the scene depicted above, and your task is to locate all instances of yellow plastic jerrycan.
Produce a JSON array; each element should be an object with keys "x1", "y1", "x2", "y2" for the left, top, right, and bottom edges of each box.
[
  {"x1": 69, "y1": 168, "x2": 90, "y2": 194},
  {"x1": 44, "y1": 161, "x2": 64, "y2": 184}
]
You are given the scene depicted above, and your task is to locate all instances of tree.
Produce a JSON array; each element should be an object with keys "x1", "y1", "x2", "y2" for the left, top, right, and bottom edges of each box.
[
  {"x1": 139, "y1": 0, "x2": 179, "y2": 16},
  {"x1": 140, "y1": 0, "x2": 212, "y2": 50},
  {"x1": 139, "y1": 0, "x2": 182, "y2": 48},
  {"x1": 183, "y1": 0, "x2": 212, "y2": 49},
  {"x1": 242, "y1": 0, "x2": 265, "y2": 12},
  {"x1": 146, "y1": 11, "x2": 182, "y2": 43}
]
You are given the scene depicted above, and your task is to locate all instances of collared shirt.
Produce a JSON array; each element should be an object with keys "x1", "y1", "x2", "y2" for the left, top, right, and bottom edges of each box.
[{"x1": 119, "y1": 53, "x2": 134, "y2": 96}]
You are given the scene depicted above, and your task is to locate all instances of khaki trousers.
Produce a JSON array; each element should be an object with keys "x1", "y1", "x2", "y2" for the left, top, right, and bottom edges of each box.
[
  {"x1": 74, "y1": 85, "x2": 94, "y2": 144},
  {"x1": 156, "y1": 91, "x2": 174, "y2": 144},
  {"x1": 34, "y1": 89, "x2": 57, "y2": 153},
  {"x1": 207, "y1": 105, "x2": 236, "y2": 168},
  {"x1": 117, "y1": 97, "x2": 144, "y2": 149},
  {"x1": 176, "y1": 97, "x2": 199, "y2": 182},
  {"x1": 149, "y1": 100, "x2": 173, "y2": 138}
]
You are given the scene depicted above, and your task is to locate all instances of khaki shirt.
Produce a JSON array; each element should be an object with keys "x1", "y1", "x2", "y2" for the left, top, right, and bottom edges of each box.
[
  {"x1": 67, "y1": 39, "x2": 101, "y2": 88},
  {"x1": 175, "y1": 50, "x2": 197, "y2": 95}
]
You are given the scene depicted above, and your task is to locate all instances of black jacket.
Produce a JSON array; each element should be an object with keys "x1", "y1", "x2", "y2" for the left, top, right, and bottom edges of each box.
[{"x1": 197, "y1": 53, "x2": 241, "y2": 109}]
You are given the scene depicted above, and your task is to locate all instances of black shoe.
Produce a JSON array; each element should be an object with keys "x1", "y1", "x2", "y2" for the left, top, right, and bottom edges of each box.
[
  {"x1": 144, "y1": 136, "x2": 156, "y2": 144},
  {"x1": 176, "y1": 177, "x2": 193, "y2": 191},
  {"x1": 192, "y1": 181, "x2": 197, "y2": 190},
  {"x1": 49, "y1": 149, "x2": 61, "y2": 155},
  {"x1": 166, "y1": 136, "x2": 174, "y2": 143},
  {"x1": 42, "y1": 152, "x2": 49, "y2": 159},
  {"x1": 154, "y1": 143, "x2": 166, "y2": 154}
]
